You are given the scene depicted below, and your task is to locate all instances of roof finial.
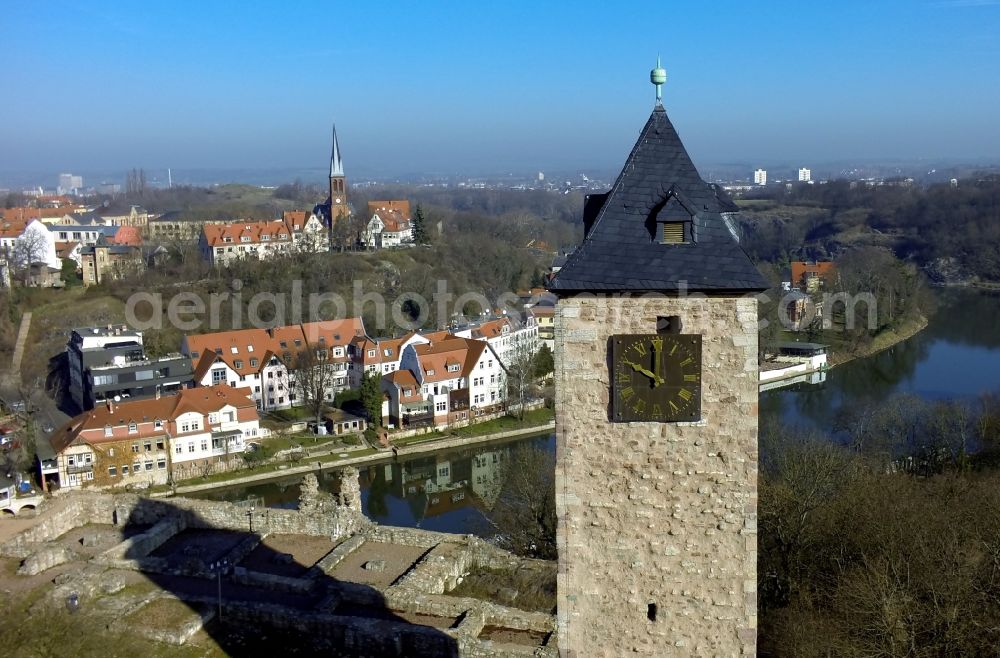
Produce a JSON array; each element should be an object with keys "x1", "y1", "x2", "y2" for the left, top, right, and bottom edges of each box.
[{"x1": 650, "y1": 55, "x2": 667, "y2": 106}]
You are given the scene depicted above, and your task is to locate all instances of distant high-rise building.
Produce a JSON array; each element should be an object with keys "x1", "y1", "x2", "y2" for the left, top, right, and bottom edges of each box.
[
  {"x1": 798, "y1": 167, "x2": 811, "y2": 182},
  {"x1": 754, "y1": 168, "x2": 767, "y2": 186},
  {"x1": 58, "y1": 173, "x2": 83, "y2": 194}
]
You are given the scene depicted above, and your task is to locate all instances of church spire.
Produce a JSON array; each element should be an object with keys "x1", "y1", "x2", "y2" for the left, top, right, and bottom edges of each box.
[{"x1": 330, "y1": 124, "x2": 344, "y2": 177}]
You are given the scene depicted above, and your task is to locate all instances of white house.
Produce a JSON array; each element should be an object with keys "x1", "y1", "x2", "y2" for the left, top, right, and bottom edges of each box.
[
  {"x1": 381, "y1": 334, "x2": 506, "y2": 430},
  {"x1": 44, "y1": 385, "x2": 262, "y2": 489}
]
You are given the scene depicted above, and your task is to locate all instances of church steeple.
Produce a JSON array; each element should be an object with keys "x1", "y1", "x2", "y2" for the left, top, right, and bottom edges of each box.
[
  {"x1": 330, "y1": 124, "x2": 344, "y2": 177},
  {"x1": 328, "y1": 123, "x2": 348, "y2": 223}
]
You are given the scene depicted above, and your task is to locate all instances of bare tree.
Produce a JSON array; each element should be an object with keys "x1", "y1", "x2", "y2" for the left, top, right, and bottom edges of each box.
[
  {"x1": 483, "y1": 444, "x2": 556, "y2": 559},
  {"x1": 290, "y1": 347, "x2": 338, "y2": 430},
  {"x1": 503, "y1": 340, "x2": 536, "y2": 420},
  {"x1": 10, "y1": 226, "x2": 51, "y2": 285}
]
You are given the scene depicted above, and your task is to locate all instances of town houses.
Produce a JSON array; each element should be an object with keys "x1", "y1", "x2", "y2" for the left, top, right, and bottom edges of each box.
[
  {"x1": 182, "y1": 319, "x2": 366, "y2": 412},
  {"x1": 42, "y1": 311, "x2": 542, "y2": 491},
  {"x1": 44, "y1": 384, "x2": 264, "y2": 490},
  {"x1": 199, "y1": 210, "x2": 328, "y2": 266}
]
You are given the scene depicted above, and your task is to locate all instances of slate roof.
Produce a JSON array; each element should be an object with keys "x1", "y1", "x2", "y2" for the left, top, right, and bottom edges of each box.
[{"x1": 549, "y1": 105, "x2": 767, "y2": 294}]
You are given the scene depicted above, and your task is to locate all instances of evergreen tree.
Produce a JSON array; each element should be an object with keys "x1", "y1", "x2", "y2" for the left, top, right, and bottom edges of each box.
[
  {"x1": 532, "y1": 343, "x2": 554, "y2": 379},
  {"x1": 360, "y1": 372, "x2": 383, "y2": 428},
  {"x1": 412, "y1": 204, "x2": 429, "y2": 245}
]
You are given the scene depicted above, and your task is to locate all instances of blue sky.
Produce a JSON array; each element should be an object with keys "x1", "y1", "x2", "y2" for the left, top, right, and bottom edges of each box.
[{"x1": 3, "y1": 0, "x2": 999, "y2": 178}]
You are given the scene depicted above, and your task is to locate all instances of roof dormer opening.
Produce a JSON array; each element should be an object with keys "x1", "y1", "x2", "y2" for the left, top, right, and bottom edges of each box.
[{"x1": 661, "y1": 222, "x2": 688, "y2": 244}]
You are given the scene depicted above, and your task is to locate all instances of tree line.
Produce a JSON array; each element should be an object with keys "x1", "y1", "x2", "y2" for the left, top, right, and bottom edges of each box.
[
  {"x1": 739, "y1": 175, "x2": 1000, "y2": 284},
  {"x1": 759, "y1": 392, "x2": 1000, "y2": 656}
]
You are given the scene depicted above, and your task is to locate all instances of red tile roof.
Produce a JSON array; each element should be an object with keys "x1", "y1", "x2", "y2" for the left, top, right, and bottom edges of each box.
[{"x1": 49, "y1": 384, "x2": 257, "y2": 454}]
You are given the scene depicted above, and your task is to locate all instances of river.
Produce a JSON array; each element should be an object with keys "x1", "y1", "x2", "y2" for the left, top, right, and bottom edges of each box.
[
  {"x1": 193, "y1": 289, "x2": 1000, "y2": 534},
  {"x1": 761, "y1": 288, "x2": 1000, "y2": 434}
]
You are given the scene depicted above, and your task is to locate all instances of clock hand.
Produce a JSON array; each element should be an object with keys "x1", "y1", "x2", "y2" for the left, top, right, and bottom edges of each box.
[
  {"x1": 651, "y1": 342, "x2": 665, "y2": 387},
  {"x1": 623, "y1": 358, "x2": 658, "y2": 382}
]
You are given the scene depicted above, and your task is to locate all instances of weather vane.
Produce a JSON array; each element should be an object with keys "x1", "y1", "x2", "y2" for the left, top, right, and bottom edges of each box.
[{"x1": 650, "y1": 56, "x2": 667, "y2": 106}]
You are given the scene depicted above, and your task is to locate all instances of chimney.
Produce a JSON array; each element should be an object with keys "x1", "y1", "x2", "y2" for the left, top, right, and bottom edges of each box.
[
  {"x1": 155, "y1": 386, "x2": 161, "y2": 400},
  {"x1": 106, "y1": 398, "x2": 114, "y2": 413}
]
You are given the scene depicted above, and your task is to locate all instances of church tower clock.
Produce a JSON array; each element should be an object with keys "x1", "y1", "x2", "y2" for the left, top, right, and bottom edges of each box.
[
  {"x1": 548, "y1": 59, "x2": 768, "y2": 656},
  {"x1": 328, "y1": 124, "x2": 348, "y2": 224}
]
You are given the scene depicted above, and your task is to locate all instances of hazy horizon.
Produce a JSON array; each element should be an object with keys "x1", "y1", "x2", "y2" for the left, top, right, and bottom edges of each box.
[{"x1": 4, "y1": 1, "x2": 1000, "y2": 179}]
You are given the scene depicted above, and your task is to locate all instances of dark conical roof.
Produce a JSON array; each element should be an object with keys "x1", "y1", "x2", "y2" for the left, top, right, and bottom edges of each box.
[{"x1": 549, "y1": 105, "x2": 767, "y2": 294}]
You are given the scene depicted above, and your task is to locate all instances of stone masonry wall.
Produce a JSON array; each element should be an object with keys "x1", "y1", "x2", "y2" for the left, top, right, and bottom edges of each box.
[{"x1": 554, "y1": 294, "x2": 758, "y2": 656}]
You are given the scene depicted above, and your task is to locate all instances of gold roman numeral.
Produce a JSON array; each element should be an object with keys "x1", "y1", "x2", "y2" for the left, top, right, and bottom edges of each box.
[
  {"x1": 679, "y1": 357, "x2": 693, "y2": 367},
  {"x1": 668, "y1": 400, "x2": 679, "y2": 413},
  {"x1": 683, "y1": 374, "x2": 698, "y2": 382},
  {"x1": 678, "y1": 388, "x2": 693, "y2": 401},
  {"x1": 632, "y1": 343, "x2": 646, "y2": 356},
  {"x1": 632, "y1": 399, "x2": 646, "y2": 414},
  {"x1": 652, "y1": 403, "x2": 662, "y2": 417},
  {"x1": 620, "y1": 387, "x2": 634, "y2": 401}
]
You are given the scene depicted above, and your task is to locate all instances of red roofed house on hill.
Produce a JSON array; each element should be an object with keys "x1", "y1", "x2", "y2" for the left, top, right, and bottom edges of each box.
[
  {"x1": 43, "y1": 384, "x2": 263, "y2": 490},
  {"x1": 364, "y1": 200, "x2": 413, "y2": 249},
  {"x1": 199, "y1": 211, "x2": 327, "y2": 266},
  {"x1": 790, "y1": 260, "x2": 837, "y2": 293}
]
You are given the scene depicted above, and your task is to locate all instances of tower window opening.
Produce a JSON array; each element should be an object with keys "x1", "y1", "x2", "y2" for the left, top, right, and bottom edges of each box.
[{"x1": 647, "y1": 602, "x2": 658, "y2": 622}]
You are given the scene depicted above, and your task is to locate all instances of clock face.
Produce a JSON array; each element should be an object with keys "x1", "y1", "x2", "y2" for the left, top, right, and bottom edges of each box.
[
  {"x1": 335, "y1": 197, "x2": 342, "y2": 204},
  {"x1": 611, "y1": 333, "x2": 702, "y2": 422}
]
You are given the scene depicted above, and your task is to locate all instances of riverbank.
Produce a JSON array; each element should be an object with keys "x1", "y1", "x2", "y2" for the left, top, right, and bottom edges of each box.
[
  {"x1": 158, "y1": 419, "x2": 556, "y2": 497},
  {"x1": 826, "y1": 314, "x2": 929, "y2": 368}
]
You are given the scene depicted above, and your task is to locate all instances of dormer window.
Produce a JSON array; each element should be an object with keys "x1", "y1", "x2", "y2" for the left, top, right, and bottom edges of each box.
[
  {"x1": 650, "y1": 190, "x2": 696, "y2": 245},
  {"x1": 426, "y1": 369, "x2": 435, "y2": 376},
  {"x1": 128, "y1": 421, "x2": 137, "y2": 433},
  {"x1": 661, "y1": 222, "x2": 688, "y2": 244},
  {"x1": 448, "y1": 364, "x2": 460, "y2": 373}
]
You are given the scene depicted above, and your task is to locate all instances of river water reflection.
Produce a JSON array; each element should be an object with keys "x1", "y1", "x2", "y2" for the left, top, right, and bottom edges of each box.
[{"x1": 193, "y1": 433, "x2": 555, "y2": 535}]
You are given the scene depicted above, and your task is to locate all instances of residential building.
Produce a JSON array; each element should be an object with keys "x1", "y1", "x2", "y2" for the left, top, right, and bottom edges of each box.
[
  {"x1": 68, "y1": 325, "x2": 195, "y2": 411},
  {"x1": 80, "y1": 242, "x2": 145, "y2": 285},
  {"x1": 199, "y1": 212, "x2": 327, "y2": 266},
  {"x1": 451, "y1": 313, "x2": 539, "y2": 368},
  {"x1": 45, "y1": 384, "x2": 262, "y2": 490},
  {"x1": 148, "y1": 212, "x2": 229, "y2": 241},
  {"x1": 754, "y1": 168, "x2": 767, "y2": 186},
  {"x1": 184, "y1": 319, "x2": 365, "y2": 411},
  {"x1": 100, "y1": 205, "x2": 150, "y2": 228},
  {"x1": 381, "y1": 335, "x2": 506, "y2": 430},
  {"x1": 348, "y1": 332, "x2": 428, "y2": 386},
  {"x1": 47, "y1": 224, "x2": 110, "y2": 245},
  {"x1": 798, "y1": 167, "x2": 811, "y2": 183},
  {"x1": 790, "y1": 260, "x2": 836, "y2": 293},
  {"x1": 0, "y1": 219, "x2": 63, "y2": 287},
  {"x1": 527, "y1": 301, "x2": 555, "y2": 349},
  {"x1": 364, "y1": 200, "x2": 413, "y2": 248}
]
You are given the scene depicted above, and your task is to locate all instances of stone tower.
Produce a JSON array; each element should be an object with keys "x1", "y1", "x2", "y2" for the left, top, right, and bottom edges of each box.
[
  {"x1": 328, "y1": 124, "x2": 349, "y2": 223},
  {"x1": 548, "y1": 64, "x2": 768, "y2": 656}
]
